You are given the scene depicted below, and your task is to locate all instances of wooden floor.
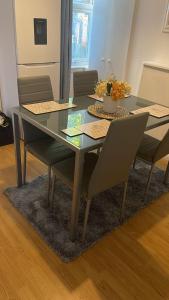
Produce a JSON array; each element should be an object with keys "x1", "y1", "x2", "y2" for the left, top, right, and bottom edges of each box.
[{"x1": 0, "y1": 144, "x2": 169, "y2": 300}]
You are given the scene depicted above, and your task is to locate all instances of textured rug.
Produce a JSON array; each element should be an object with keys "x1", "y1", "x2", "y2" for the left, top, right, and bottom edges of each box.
[{"x1": 4, "y1": 162, "x2": 169, "y2": 262}]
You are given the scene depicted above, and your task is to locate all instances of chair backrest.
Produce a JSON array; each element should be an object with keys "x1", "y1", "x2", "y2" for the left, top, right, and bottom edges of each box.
[
  {"x1": 73, "y1": 70, "x2": 98, "y2": 97},
  {"x1": 153, "y1": 129, "x2": 169, "y2": 162},
  {"x1": 18, "y1": 75, "x2": 54, "y2": 105},
  {"x1": 88, "y1": 113, "x2": 149, "y2": 198}
]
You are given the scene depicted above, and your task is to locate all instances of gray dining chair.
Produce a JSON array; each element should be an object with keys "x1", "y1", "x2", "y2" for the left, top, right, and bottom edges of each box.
[
  {"x1": 18, "y1": 75, "x2": 54, "y2": 139},
  {"x1": 18, "y1": 76, "x2": 74, "y2": 204},
  {"x1": 51, "y1": 113, "x2": 148, "y2": 240},
  {"x1": 73, "y1": 70, "x2": 98, "y2": 97},
  {"x1": 135, "y1": 130, "x2": 169, "y2": 195},
  {"x1": 18, "y1": 75, "x2": 53, "y2": 105}
]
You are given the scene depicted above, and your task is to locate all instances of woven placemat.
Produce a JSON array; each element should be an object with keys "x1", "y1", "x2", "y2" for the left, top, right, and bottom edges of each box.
[{"x1": 88, "y1": 104, "x2": 129, "y2": 120}]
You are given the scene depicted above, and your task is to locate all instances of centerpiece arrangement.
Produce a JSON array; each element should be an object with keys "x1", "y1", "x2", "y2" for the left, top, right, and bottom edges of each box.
[{"x1": 95, "y1": 77, "x2": 131, "y2": 113}]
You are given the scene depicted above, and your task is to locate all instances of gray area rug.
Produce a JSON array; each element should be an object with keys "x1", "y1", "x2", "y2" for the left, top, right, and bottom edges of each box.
[{"x1": 4, "y1": 162, "x2": 169, "y2": 262}]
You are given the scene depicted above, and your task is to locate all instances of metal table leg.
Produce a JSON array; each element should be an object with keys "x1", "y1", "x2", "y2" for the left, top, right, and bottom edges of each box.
[
  {"x1": 70, "y1": 150, "x2": 85, "y2": 241},
  {"x1": 12, "y1": 113, "x2": 22, "y2": 187}
]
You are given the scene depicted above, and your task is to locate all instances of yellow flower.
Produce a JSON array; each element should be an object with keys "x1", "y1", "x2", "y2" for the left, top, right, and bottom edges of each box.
[
  {"x1": 95, "y1": 77, "x2": 131, "y2": 100},
  {"x1": 95, "y1": 81, "x2": 107, "y2": 97},
  {"x1": 124, "y1": 82, "x2": 131, "y2": 95}
]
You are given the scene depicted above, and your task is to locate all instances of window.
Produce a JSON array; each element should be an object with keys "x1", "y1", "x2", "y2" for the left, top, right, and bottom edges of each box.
[{"x1": 72, "y1": 0, "x2": 94, "y2": 68}]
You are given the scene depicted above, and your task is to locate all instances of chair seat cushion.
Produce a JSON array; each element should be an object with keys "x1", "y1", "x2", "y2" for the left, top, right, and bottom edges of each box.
[
  {"x1": 26, "y1": 137, "x2": 74, "y2": 166},
  {"x1": 137, "y1": 134, "x2": 160, "y2": 162},
  {"x1": 52, "y1": 152, "x2": 98, "y2": 192}
]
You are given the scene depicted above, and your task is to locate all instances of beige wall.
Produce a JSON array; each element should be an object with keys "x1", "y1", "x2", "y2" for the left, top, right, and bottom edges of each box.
[{"x1": 126, "y1": 0, "x2": 169, "y2": 95}]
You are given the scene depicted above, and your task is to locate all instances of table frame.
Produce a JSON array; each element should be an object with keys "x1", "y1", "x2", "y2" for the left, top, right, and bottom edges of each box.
[{"x1": 12, "y1": 96, "x2": 169, "y2": 240}]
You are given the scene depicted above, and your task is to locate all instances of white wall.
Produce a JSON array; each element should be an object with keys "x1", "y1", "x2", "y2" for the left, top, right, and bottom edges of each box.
[
  {"x1": 0, "y1": 0, "x2": 19, "y2": 115},
  {"x1": 126, "y1": 0, "x2": 169, "y2": 94},
  {"x1": 89, "y1": 0, "x2": 135, "y2": 80}
]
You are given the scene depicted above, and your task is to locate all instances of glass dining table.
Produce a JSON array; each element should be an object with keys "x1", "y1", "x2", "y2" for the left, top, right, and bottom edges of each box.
[{"x1": 12, "y1": 95, "x2": 169, "y2": 240}]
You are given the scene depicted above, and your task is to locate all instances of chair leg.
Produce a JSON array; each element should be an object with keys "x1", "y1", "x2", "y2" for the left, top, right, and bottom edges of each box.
[
  {"x1": 47, "y1": 166, "x2": 52, "y2": 206},
  {"x1": 23, "y1": 147, "x2": 27, "y2": 185},
  {"x1": 120, "y1": 181, "x2": 128, "y2": 223},
  {"x1": 133, "y1": 157, "x2": 137, "y2": 169},
  {"x1": 144, "y1": 164, "x2": 154, "y2": 197},
  {"x1": 97, "y1": 147, "x2": 101, "y2": 155},
  {"x1": 51, "y1": 173, "x2": 56, "y2": 208},
  {"x1": 82, "y1": 197, "x2": 92, "y2": 242},
  {"x1": 164, "y1": 161, "x2": 169, "y2": 184}
]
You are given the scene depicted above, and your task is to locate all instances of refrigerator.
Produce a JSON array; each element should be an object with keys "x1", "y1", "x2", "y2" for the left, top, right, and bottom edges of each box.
[{"x1": 15, "y1": 0, "x2": 61, "y2": 100}]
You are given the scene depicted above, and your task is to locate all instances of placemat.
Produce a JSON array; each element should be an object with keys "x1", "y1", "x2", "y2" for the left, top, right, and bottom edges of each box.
[
  {"x1": 80, "y1": 119, "x2": 110, "y2": 139},
  {"x1": 62, "y1": 119, "x2": 110, "y2": 139},
  {"x1": 23, "y1": 101, "x2": 76, "y2": 115},
  {"x1": 62, "y1": 128, "x2": 82, "y2": 137},
  {"x1": 131, "y1": 104, "x2": 169, "y2": 118}
]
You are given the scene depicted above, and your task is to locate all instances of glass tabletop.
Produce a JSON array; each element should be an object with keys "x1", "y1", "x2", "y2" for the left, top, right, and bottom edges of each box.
[{"x1": 14, "y1": 95, "x2": 169, "y2": 151}]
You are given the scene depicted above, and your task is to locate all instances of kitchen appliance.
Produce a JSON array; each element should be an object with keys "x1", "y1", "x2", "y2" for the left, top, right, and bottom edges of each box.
[{"x1": 15, "y1": 0, "x2": 61, "y2": 100}]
